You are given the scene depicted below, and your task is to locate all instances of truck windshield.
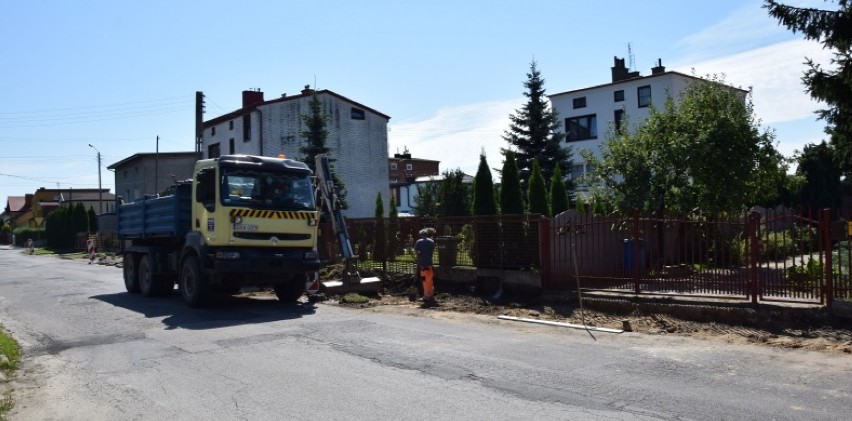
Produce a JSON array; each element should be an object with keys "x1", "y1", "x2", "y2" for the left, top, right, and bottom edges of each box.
[{"x1": 220, "y1": 169, "x2": 315, "y2": 211}]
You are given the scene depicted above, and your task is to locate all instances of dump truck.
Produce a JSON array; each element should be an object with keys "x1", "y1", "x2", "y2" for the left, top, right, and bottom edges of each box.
[{"x1": 118, "y1": 154, "x2": 322, "y2": 307}]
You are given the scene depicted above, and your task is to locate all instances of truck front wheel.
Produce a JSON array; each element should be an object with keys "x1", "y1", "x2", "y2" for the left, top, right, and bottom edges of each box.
[
  {"x1": 180, "y1": 255, "x2": 208, "y2": 307},
  {"x1": 123, "y1": 253, "x2": 140, "y2": 293},
  {"x1": 273, "y1": 275, "x2": 306, "y2": 302}
]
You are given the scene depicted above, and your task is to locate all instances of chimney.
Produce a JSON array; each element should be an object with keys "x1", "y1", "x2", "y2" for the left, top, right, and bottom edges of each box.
[
  {"x1": 651, "y1": 58, "x2": 666, "y2": 75},
  {"x1": 242, "y1": 90, "x2": 264, "y2": 108},
  {"x1": 611, "y1": 56, "x2": 640, "y2": 82},
  {"x1": 301, "y1": 85, "x2": 315, "y2": 95}
]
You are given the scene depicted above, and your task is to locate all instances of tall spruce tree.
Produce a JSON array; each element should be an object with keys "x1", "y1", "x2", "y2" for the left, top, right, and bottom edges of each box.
[
  {"x1": 549, "y1": 165, "x2": 570, "y2": 216},
  {"x1": 503, "y1": 60, "x2": 572, "y2": 191},
  {"x1": 527, "y1": 159, "x2": 549, "y2": 216},
  {"x1": 299, "y1": 89, "x2": 348, "y2": 209},
  {"x1": 500, "y1": 150, "x2": 524, "y2": 215},
  {"x1": 472, "y1": 153, "x2": 497, "y2": 216},
  {"x1": 765, "y1": 1, "x2": 852, "y2": 174}
]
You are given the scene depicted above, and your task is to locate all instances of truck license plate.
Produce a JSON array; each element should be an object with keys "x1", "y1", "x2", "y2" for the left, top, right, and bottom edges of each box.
[{"x1": 233, "y1": 223, "x2": 259, "y2": 231}]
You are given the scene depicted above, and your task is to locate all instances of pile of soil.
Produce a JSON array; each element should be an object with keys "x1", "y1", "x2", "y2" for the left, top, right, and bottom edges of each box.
[{"x1": 327, "y1": 269, "x2": 852, "y2": 355}]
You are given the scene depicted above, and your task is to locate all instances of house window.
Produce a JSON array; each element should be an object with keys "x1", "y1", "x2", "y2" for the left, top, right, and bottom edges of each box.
[
  {"x1": 614, "y1": 109, "x2": 625, "y2": 134},
  {"x1": 229, "y1": 138, "x2": 235, "y2": 154},
  {"x1": 242, "y1": 115, "x2": 251, "y2": 141},
  {"x1": 208, "y1": 143, "x2": 221, "y2": 159},
  {"x1": 211, "y1": 127, "x2": 216, "y2": 136},
  {"x1": 390, "y1": 162, "x2": 398, "y2": 170},
  {"x1": 572, "y1": 97, "x2": 586, "y2": 109},
  {"x1": 638, "y1": 85, "x2": 651, "y2": 108},
  {"x1": 229, "y1": 121, "x2": 234, "y2": 130},
  {"x1": 614, "y1": 90, "x2": 624, "y2": 102},
  {"x1": 351, "y1": 107, "x2": 366, "y2": 120},
  {"x1": 123, "y1": 170, "x2": 128, "y2": 179},
  {"x1": 565, "y1": 114, "x2": 597, "y2": 141},
  {"x1": 406, "y1": 163, "x2": 413, "y2": 171}
]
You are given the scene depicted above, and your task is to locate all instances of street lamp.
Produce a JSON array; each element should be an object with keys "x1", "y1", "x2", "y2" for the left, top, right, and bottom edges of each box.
[{"x1": 88, "y1": 144, "x2": 103, "y2": 214}]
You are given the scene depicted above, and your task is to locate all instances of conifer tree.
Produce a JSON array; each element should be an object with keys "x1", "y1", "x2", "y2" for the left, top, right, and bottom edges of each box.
[
  {"x1": 87, "y1": 206, "x2": 98, "y2": 233},
  {"x1": 373, "y1": 193, "x2": 386, "y2": 262},
  {"x1": 299, "y1": 89, "x2": 347, "y2": 209},
  {"x1": 766, "y1": 0, "x2": 852, "y2": 173},
  {"x1": 527, "y1": 159, "x2": 549, "y2": 216},
  {"x1": 549, "y1": 165, "x2": 570, "y2": 216},
  {"x1": 500, "y1": 150, "x2": 524, "y2": 215},
  {"x1": 72, "y1": 202, "x2": 88, "y2": 234},
  {"x1": 503, "y1": 60, "x2": 572, "y2": 191},
  {"x1": 387, "y1": 195, "x2": 399, "y2": 261},
  {"x1": 472, "y1": 153, "x2": 497, "y2": 216}
]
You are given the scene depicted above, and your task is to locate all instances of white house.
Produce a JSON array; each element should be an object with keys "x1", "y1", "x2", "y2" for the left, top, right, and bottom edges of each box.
[
  {"x1": 201, "y1": 87, "x2": 391, "y2": 218},
  {"x1": 549, "y1": 57, "x2": 746, "y2": 188}
]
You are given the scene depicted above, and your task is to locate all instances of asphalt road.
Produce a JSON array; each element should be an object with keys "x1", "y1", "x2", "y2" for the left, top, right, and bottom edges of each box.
[{"x1": 0, "y1": 247, "x2": 850, "y2": 420}]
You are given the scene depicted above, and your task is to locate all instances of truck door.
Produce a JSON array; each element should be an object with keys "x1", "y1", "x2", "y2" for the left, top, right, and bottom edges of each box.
[{"x1": 194, "y1": 168, "x2": 219, "y2": 244}]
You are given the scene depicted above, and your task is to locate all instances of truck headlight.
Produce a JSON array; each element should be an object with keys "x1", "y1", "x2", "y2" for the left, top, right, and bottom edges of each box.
[
  {"x1": 216, "y1": 251, "x2": 242, "y2": 260},
  {"x1": 304, "y1": 251, "x2": 318, "y2": 260}
]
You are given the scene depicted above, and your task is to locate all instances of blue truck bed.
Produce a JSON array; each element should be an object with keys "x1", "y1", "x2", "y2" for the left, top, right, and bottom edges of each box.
[{"x1": 117, "y1": 182, "x2": 193, "y2": 239}]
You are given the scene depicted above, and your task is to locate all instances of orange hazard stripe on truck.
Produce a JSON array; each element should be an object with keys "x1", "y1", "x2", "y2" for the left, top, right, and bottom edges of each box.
[{"x1": 229, "y1": 209, "x2": 316, "y2": 220}]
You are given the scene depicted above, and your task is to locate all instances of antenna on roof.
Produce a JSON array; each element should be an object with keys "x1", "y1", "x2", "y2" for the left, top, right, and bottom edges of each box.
[{"x1": 628, "y1": 43, "x2": 636, "y2": 72}]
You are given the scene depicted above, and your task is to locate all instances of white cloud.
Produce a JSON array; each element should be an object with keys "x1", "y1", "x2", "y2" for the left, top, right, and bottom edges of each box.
[
  {"x1": 389, "y1": 99, "x2": 521, "y2": 176},
  {"x1": 675, "y1": 39, "x2": 833, "y2": 125},
  {"x1": 676, "y1": 2, "x2": 784, "y2": 60}
]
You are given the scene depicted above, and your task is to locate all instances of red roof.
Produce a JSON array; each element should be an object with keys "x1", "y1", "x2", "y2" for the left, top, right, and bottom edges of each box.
[{"x1": 6, "y1": 196, "x2": 28, "y2": 212}]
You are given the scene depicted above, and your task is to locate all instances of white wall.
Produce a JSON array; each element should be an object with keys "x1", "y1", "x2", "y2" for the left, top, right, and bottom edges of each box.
[
  {"x1": 203, "y1": 92, "x2": 390, "y2": 218},
  {"x1": 551, "y1": 72, "x2": 705, "y2": 184}
]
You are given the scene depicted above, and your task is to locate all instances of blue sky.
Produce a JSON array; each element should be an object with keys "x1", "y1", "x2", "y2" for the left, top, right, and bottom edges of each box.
[{"x1": 0, "y1": 0, "x2": 835, "y2": 207}]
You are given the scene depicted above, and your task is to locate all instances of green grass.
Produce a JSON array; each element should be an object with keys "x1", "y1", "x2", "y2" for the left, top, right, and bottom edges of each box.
[
  {"x1": 341, "y1": 293, "x2": 370, "y2": 304},
  {"x1": 0, "y1": 325, "x2": 20, "y2": 418}
]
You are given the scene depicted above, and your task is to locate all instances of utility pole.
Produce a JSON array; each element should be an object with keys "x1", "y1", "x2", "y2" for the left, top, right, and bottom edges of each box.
[
  {"x1": 88, "y1": 144, "x2": 103, "y2": 214},
  {"x1": 195, "y1": 91, "x2": 205, "y2": 160},
  {"x1": 155, "y1": 135, "x2": 159, "y2": 194}
]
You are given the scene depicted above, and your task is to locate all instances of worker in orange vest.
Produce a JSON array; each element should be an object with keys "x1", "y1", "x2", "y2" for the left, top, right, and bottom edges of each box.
[{"x1": 414, "y1": 227, "x2": 437, "y2": 308}]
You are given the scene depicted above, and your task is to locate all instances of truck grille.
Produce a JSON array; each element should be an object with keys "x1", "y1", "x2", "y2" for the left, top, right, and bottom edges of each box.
[{"x1": 233, "y1": 232, "x2": 311, "y2": 241}]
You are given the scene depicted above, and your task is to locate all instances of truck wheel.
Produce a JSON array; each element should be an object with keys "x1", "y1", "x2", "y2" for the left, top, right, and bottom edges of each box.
[
  {"x1": 180, "y1": 255, "x2": 208, "y2": 307},
  {"x1": 138, "y1": 254, "x2": 163, "y2": 297},
  {"x1": 123, "y1": 253, "x2": 140, "y2": 293},
  {"x1": 273, "y1": 276, "x2": 305, "y2": 302}
]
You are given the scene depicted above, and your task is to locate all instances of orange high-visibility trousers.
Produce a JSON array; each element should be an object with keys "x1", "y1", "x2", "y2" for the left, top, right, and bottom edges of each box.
[{"x1": 420, "y1": 266, "x2": 434, "y2": 300}]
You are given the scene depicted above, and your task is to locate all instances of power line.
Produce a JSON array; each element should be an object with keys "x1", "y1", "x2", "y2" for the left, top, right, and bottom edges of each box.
[
  {"x1": 0, "y1": 172, "x2": 100, "y2": 186},
  {"x1": 0, "y1": 95, "x2": 193, "y2": 115}
]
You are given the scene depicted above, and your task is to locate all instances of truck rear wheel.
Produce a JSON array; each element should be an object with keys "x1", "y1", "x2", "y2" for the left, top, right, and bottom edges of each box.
[
  {"x1": 273, "y1": 275, "x2": 305, "y2": 302},
  {"x1": 180, "y1": 255, "x2": 208, "y2": 307},
  {"x1": 139, "y1": 254, "x2": 168, "y2": 297},
  {"x1": 123, "y1": 253, "x2": 140, "y2": 293}
]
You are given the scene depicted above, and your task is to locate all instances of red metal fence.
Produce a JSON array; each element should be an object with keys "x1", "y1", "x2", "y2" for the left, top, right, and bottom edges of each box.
[
  {"x1": 542, "y1": 208, "x2": 852, "y2": 306},
  {"x1": 318, "y1": 208, "x2": 851, "y2": 307}
]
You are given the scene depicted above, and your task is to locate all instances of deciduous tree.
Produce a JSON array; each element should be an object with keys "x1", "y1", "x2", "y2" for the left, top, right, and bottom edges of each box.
[{"x1": 586, "y1": 75, "x2": 781, "y2": 214}]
